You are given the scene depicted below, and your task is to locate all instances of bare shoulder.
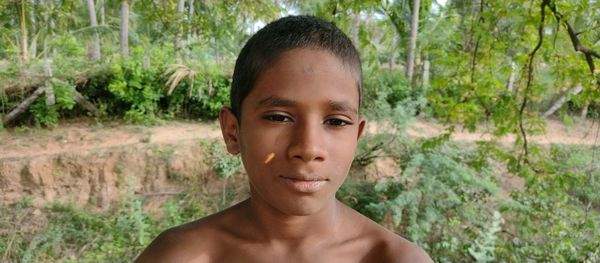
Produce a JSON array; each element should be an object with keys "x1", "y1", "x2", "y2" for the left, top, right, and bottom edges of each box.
[
  {"x1": 135, "y1": 201, "x2": 248, "y2": 263},
  {"x1": 134, "y1": 217, "x2": 219, "y2": 263},
  {"x1": 344, "y1": 205, "x2": 433, "y2": 263},
  {"x1": 380, "y1": 234, "x2": 433, "y2": 263},
  {"x1": 365, "y1": 223, "x2": 432, "y2": 263}
]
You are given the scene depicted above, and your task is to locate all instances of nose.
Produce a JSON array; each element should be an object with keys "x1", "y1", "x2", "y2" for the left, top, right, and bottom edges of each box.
[{"x1": 287, "y1": 120, "x2": 327, "y2": 163}]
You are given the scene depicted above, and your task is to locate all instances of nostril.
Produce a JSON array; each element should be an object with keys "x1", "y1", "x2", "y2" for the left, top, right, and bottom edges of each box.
[{"x1": 291, "y1": 152, "x2": 325, "y2": 162}]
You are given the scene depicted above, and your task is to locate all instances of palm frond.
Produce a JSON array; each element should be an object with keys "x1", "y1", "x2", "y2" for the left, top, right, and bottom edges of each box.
[{"x1": 164, "y1": 63, "x2": 197, "y2": 96}]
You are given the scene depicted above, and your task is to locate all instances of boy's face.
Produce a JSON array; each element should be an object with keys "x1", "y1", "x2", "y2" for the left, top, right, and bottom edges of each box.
[{"x1": 220, "y1": 48, "x2": 365, "y2": 216}]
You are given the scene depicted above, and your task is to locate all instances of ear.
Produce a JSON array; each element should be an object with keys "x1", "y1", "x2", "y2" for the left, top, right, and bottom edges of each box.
[
  {"x1": 219, "y1": 107, "x2": 241, "y2": 155},
  {"x1": 357, "y1": 119, "x2": 366, "y2": 140}
]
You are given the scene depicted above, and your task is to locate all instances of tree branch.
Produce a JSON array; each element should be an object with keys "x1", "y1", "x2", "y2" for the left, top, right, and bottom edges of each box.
[
  {"x1": 547, "y1": 2, "x2": 600, "y2": 75},
  {"x1": 518, "y1": 0, "x2": 550, "y2": 168},
  {"x1": 2, "y1": 87, "x2": 45, "y2": 126}
]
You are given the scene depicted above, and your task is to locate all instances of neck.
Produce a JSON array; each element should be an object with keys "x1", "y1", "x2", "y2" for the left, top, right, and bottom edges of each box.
[{"x1": 245, "y1": 193, "x2": 342, "y2": 246}]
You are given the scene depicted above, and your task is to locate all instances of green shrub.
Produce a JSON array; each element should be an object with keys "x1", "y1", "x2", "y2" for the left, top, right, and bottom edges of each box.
[
  {"x1": 0, "y1": 191, "x2": 209, "y2": 262},
  {"x1": 49, "y1": 35, "x2": 86, "y2": 58},
  {"x1": 362, "y1": 68, "x2": 412, "y2": 120},
  {"x1": 496, "y1": 144, "x2": 600, "y2": 262},
  {"x1": 28, "y1": 80, "x2": 77, "y2": 127},
  {"x1": 344, "y1": 136, "x2": 501, "y2": 262},
  {"x1": 165, "y1": 74, "x2": 231, "y2": 119},
  {"x1": 108, "y1": 53, "x2": 164, "y2": 124}
]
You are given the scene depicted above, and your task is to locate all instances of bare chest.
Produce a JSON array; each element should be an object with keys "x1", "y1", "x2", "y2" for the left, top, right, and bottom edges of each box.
[{"x1": 212, "y1": 239, "x2": 375, "y2": 263}]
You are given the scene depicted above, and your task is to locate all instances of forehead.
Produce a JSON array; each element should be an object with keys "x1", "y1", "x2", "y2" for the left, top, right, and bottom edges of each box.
[{"x1": 246, "y1": 48, "x2": 359, "y2": 109}]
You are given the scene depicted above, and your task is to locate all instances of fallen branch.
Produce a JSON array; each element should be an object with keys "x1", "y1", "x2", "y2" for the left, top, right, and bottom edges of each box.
[
  {"x1": 73, "y1": 90, "x2": 100, "y2": 117},
  {"x1": 542, "y1": 84, "x2": 583, "y2": 118},
  {"x1": 1, "y1": 87, "x2": 45, "y2": 125}
]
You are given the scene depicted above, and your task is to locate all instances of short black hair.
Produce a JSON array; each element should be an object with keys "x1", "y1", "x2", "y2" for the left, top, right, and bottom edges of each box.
[{"x1": 230, "y1": 15, "x2": 362, "y2": 120}]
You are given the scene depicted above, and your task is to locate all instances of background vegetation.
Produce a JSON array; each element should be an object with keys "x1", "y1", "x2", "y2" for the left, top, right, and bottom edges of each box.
[{"x1": 1, "y1": 0, "x2": 599, "y2": 262}]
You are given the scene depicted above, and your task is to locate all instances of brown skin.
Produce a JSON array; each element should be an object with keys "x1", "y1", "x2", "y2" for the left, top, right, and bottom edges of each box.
[{"x1": 135, "y1": 48, "x2": 433, "y2": 263}]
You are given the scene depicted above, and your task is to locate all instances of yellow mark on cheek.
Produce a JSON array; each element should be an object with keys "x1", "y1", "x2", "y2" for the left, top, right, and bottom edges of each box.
[{"x1": 264, "y1": 152, "x2": 275, "y2": 164}]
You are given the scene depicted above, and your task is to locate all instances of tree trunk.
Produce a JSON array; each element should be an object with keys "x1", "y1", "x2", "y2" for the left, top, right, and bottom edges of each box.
[
  {"x1": 406, "y1": 0, "x2": 420, "y2": 84},
  {"x1": 580, "y1": 103, "x2": 589, "y2": 119},
  {"x1": 99, "y1": 0, "x2": 105, "y2": 25},
  {"x1": 506, "y1": 63, "x2": 517, "y2": 92},
  {"x1": 44, "y1": 62, "x2": 55, "y2": 106},
  {"x1": 423, "y1": 58, "x2": 430, "y2": 89},
  {"x1": 542, "y1": 84, "x2": 583, "y2": 118},
  {"x1": 175, "y1": 0, "x2": 186, "y2": 58},
  {"x1": 29, "y1": 0, "x2": 37, "y2": 59},
  {"x1": 188, "y1": 0, "x2": 194, "y2": 39},
  {"x1": 86, "y1": 0, "x2": 101, "y2": 61},
  {"x1": 388, "y1": 36, "x2": 397, "y2": 72},
  {"x1": 351, "y1": 14, "x2": 360, "y2": 46},
  {"x1": 49, "y1": 0, "x2": 56, "y2": 57},
  {"x1": 120, "y1": 0, "x2": 129, "y2": 57},
  {"x1": 19, "y1": 0, "x2": 29, "y2": 63}
]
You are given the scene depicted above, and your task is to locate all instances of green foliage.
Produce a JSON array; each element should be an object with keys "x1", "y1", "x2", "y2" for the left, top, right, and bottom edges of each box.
[
  {"x1": 49, "y1": 35, "x2": 86, "y2": 58},
  {"x1": 108, "y1": 52, "x2": 164, "y2": 124},
  {"x1": 468, "y1": 211, "x2": 503, "y2": 262},
  {"x1": 213, "y1": 155, "x2": 241, "y2": 179},
  {"x1": 345, "y1": 134, "x2": 501, "y2": 261},
  {"x1": 166, "y1": 74, "x2": 232, "y2": 119},
  {"x1": 207, "y1": 142, "x2": 241, "y2": 178},
  {"x1": 0, "y1": 192, "x2": 208, "y2": 262},
  {"x1": 362, "y1": 67, "x2": 413, "y2": 120},
  {"x1": 495, "y1": 144, "x2": 600, "y2": 262},
  {"x1": 344, "y1": 137, "x2": 600, "y2": 262},
  {"x1": 28, "y1": 80, "x2": 76, "y2": 127},
  {"x1": 424, "y1": 0, "x2": 600, "y2": 132}
]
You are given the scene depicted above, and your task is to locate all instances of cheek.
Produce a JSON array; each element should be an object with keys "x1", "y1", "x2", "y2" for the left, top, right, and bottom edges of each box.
[
  {"x1": 238, "y1": 126, "x2": 284, "y2": 175},
  {"x1": 328, "y1": 133, "x2": 359, "y2": 173}
]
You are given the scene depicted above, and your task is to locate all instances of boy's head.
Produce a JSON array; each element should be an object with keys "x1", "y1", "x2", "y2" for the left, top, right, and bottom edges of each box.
[
  {"x1": 220, "y1": 15, "x2": 365, "y2": 216},
  {"x1": 230, "y1": 15, "x2": 362, "y2": 120}
]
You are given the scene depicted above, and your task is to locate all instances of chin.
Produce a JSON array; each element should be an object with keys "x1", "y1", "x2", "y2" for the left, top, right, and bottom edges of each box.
[{"x1": 272, "y1": 196, "x2": 331, "y2": 216}]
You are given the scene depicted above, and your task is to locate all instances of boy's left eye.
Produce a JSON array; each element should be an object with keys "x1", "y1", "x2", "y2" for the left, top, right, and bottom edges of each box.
[{"x1": 325, "y1": 118, "x2": 352, "y2": 126}]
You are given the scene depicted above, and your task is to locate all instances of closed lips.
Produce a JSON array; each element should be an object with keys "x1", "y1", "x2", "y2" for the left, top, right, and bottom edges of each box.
[
  {"x1": 279, "y1": 175, "x2": 329, "y2": 193},
  {"x1": 279, "y1": 176, "x2": 328, "y2": 181}
]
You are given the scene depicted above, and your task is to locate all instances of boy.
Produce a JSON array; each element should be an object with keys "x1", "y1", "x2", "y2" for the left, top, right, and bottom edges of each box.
[{"x1": 136, "y1": 15, "x2": 432, "y2": 263}]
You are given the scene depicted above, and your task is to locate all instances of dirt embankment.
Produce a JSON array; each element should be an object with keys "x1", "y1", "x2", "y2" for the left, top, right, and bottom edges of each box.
[{"x1": 0, "y1": 121, "x2": 222, "y2": 209}]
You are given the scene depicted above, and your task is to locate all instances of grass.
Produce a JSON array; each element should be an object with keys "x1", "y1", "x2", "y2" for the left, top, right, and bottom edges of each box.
[{"x1": 0, "y1": 190, "x2": 215, "y2": 263}]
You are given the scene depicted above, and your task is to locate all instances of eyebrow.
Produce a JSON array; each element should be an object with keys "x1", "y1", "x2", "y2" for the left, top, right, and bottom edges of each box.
[
  {"x1": 256, "y1": 96, "x2": 358, "y2": 114},
  {"x1": 256, "y1": 96, "x2": 297, "y2": 109},
  {"x1": 328, "y1": 100, "x2": 358, "y2": 114}
]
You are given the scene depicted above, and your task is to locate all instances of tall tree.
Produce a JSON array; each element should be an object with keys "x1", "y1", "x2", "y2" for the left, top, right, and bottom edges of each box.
[
  {"x1": 18, "y1": 0, "x2": 29, "y2": 63},
  {"x1": 175, "y1": 0, "x2": 185, "y2": 59},
  {"x1": 406, "y1": 0, "x2": 420, "y2": 83},
  {"x1": 99, "y1": 0, "x2": 105, "y2": 26},
  {"x1": 29, "y1": 0, "x2": 37, "y2": 59},
  {"x1": 188, "y1": 0, "x2": 194, "y2": 39},
  {"x1": 120, "y1": 0, "x2": 129, "y2": 57},
  {"x1": 86, "y1": 0, "x2": 101, "y2": 61}
]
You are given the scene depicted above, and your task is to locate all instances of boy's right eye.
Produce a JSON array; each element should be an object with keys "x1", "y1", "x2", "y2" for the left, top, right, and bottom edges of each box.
[{"x1": 263, "y1": 114, "x2": 293, "y2": 122}]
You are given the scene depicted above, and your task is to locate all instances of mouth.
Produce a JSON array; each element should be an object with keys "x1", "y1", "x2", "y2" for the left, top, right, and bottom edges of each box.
[{"x1": 278, "y1": 175, "x2": 329, "y2": 193}]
